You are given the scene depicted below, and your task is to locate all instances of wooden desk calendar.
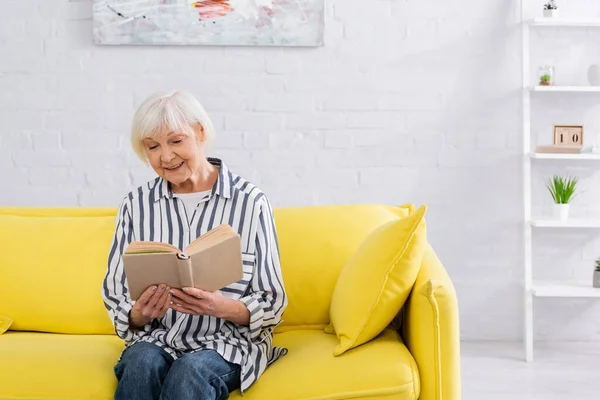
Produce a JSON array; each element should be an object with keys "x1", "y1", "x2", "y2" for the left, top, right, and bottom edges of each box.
[{"x1": 553, "y1": 125, "x2": 584, "y2": 147}]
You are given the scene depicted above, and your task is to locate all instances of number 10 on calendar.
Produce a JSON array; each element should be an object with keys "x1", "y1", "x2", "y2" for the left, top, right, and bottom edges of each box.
[{"x1": 553, "y1": 125, "x2": 584, "y2": 147}]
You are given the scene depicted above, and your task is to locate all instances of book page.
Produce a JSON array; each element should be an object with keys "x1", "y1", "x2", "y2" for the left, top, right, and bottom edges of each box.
[
  {"x1": 125, "y1": 241, "x2": 181, "y2": 254},
  {"x1": 184, "y1": 224, "x2": 237, "y2": 255}
]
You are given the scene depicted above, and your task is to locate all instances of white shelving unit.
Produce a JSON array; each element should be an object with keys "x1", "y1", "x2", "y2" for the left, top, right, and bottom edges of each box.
[
  {"x1": 530, "y1": 218, "x2": 600, "y2": 228},
  {"x1": 529, "y1": 17, "x2": 600, "y2": 27},
  {"x1": 532, "y1": 280, "x2": 600, "y2": 297},
  {"x1": 530, "y1": 85, "x2": 600, "y2": 92},
  {"x1": 530, "y1": 152, "x2": 600, "y2": 160},
  {"x1": 521, "y1": 4, "x2": 600, "y2": 362}
]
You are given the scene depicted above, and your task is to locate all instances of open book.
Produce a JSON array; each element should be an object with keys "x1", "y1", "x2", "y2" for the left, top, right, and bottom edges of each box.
[{"x1": 122, "y1": 224, "x2": 243, "y2": 300}]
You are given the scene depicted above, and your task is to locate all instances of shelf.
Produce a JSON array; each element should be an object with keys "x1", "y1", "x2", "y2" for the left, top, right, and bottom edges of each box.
[
  {"x1": 530, "y1": 218, "x2": 600, "y2": 228},
  {"x1": 532, "y1": 280, "x2": 600, "y2": 298},
  {"x1": 528, "y1": 18, "x2": 600, "y2": 27},
  {"x1": 529, "y1": 85, "x2": 600, "y2": 92},
  {"x1": 530, "y1": 152, "x2": 600, "y2": 160}
]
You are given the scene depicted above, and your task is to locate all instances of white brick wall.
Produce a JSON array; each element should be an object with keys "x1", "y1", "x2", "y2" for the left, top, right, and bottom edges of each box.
[{"x1": 2, "y1": 0, "x2": 600, "y2": 342}]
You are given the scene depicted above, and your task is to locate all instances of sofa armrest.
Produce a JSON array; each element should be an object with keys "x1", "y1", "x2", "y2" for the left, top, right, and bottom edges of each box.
[{"x1": 401, "y1": 243, "x2": 461, "y2": 400}]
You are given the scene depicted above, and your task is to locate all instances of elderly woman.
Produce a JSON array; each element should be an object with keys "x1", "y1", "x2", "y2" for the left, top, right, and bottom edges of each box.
[{"x1": 102, "y1": 90, "x2": 287, "y2": 400}]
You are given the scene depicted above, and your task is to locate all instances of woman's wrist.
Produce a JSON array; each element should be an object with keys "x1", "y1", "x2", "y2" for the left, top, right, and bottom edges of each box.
[
  {"x1": 219, "y1": 299, "x2": 250, "y2": 326},
  {"x1": 129, "y1": 308, "x2": 151, "y2": 329}
]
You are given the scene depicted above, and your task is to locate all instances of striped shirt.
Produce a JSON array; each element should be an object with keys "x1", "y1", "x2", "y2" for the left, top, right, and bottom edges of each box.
[{"x1": 101, "y1": 158, "x2": 288, "y2": 394}]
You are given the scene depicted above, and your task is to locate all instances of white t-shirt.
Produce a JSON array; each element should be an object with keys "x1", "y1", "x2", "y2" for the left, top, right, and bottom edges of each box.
[{"x1": 175, "y1": 190, "x2": 212, "y2": 218}]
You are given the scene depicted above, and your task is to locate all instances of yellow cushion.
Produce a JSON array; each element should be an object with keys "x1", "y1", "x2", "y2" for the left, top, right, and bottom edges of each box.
[
  {"x1": 0, "y1": 332, "x2": 124, "y2": 399},
  {"x1": 0, "y1": 210, "x2": 117, "y2": 334},
  {"x1": 326, "y1": 205, "x2": 427, "y2": 356},
  {"x1": 0, "y1": 330, "x2": 418, "y2": 400},
  {"x1": 0, "y1": 315, "x2": 12, "y2": 335},
  {"x1": 230, "y1": 329, "x2": 420, "y2": 400},
  {"x1": 273, "y1": 204, "x2": 413, "y2": 332}
]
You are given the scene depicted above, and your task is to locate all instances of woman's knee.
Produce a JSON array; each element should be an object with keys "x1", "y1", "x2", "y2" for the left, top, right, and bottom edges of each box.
[
  {"x1": 162, "y1": 351, "x2": 239, "y2": 400},
  {"x1": 115, "y1": 342, "x2": 171, "y2": 380},
  {"x1": 167, "y1": 353, "x2": 211, "y2": 379}
]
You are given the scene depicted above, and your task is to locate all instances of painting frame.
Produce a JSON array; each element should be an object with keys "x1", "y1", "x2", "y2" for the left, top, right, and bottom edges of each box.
[{"x1": 92, "y1": 0, "x2": 325, "y2": 47}]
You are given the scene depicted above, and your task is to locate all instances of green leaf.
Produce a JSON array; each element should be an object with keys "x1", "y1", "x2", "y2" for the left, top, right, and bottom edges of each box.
[{"x1": 546, "y1": 175, "x2": 578, "y2": 204}]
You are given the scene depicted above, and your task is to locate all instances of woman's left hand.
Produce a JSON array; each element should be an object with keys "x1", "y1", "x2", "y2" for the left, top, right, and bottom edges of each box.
[
  {"x1": 169, "y1": 287, "x2": 227, "y2": 318},
  {"x1": 170, "y1": 287, "x2": 251, "y2": 325}
]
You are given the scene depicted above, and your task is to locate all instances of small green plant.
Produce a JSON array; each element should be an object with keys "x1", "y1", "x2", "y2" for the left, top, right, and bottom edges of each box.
[
  {"x1": 544, "y1": 1, "x2": 557, "y2": 10},
  {"x1": 540, "y1": 74, "x2": 552, "y2": 85},
  {"x1": 546, "y1": 175, "x2": 578, "y2": 204},
  {"x1": 595, "y1": 258, "x2": 600, "y2": 272}
]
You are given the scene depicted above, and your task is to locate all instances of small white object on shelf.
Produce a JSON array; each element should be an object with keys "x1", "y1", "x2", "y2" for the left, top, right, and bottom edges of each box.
[
  {"x1": 532, "y1": 280, "x2": 600, "y2": 298},
  {"x1": 542, "y1": 1, "x2": 558, "y2": 18},
  {"x1": 588, "y1": 65, "x2": 600, "y2": 86},
  {"x1": 553, "y1": 204, "x2": 569, "y2": 220},
  {"x1": 530, "y1": 218, "x2": 600, "y2": 228},
  {"x1": 543, "y1": 9, "x2": 558, "y2": 18}
]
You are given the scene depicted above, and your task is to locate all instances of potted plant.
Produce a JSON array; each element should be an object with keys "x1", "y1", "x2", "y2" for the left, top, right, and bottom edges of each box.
[
  {"x1": 538, "y1": 65, "x2": 555, "y2": 86},
  {"x1": 546, "y1": 174, "x2": 578, "y2": 220},
  {"x1": 594, "y1": 259, "x2": 600, "y2": 288},
  {"x1": 539, "y1": 74, "x2": 552, "y2": 86},
  {"x1": 543, "y1": 1, "x2": 558, "y2": 18}
]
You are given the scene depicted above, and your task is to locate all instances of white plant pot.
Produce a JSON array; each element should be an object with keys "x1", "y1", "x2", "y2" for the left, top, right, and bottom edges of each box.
[
  {"x1": 594, "y1": 270, "x2": 600, "y2": 288},
  {"x1": 543, "y1": 9, "x2": 558, "y2": 18},
  {"x1": 588, "y1": 64, "x2": 600, "y2": 86},
  {"x1": 553, "y1": 204, "x2": 569, "y2": 220}
]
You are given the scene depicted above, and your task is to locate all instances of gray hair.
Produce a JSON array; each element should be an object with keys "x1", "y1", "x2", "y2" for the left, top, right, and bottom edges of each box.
[{"x1": 130, "y1": 90, "x2": 216, "y2": 163}]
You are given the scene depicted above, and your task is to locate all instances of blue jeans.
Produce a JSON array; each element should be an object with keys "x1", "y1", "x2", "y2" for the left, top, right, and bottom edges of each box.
[{"x1": 114, "y1": 342, "x2": 241, "y2": 400}]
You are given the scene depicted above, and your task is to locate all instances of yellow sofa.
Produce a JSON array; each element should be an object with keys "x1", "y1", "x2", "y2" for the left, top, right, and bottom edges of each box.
[{"x1": 0, "y1": 204, "x2": 461, "y2": 400}]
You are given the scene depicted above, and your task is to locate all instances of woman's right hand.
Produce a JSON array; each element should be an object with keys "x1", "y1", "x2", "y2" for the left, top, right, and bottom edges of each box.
[{"x1": 129, "y1": 284, "x2": 172, "y2": 329}]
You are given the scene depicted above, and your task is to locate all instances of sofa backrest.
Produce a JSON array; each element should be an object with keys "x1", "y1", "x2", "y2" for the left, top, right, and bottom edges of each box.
[
  {"x1": 0, "y1": 207, "x2": 117, "y2": 335},
  {"x1": 0, "y1": 204, "x2": 410, "y2": 335},
  {"x1": 272, "y1": 204, "x2": 410, "y2": 331}
]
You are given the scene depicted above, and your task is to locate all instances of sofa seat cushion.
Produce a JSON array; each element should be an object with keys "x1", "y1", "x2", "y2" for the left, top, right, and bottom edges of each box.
[
  {"x1": 231, "y1": 329, "x2": 420, "y2": 400},
  {"x1": 0, "y1": 329, "x2": 419, "y2": 400},
  {"x1": 0, "y1": 332, "x2": 124, "y2": 400}
]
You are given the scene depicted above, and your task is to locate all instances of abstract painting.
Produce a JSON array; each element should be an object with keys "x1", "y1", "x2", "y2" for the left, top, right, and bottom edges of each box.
[{"x1": 93, "y1": 0, "x2": 324, "y2": 46}]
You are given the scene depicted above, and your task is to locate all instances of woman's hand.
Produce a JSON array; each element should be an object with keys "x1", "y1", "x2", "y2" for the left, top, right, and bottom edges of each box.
[
  {"x1": 170, "y1": 287, "x2": 250, "y2": 326},
  {"x1": 129, "y1": 284, "x2": 172, "y2": 329}
]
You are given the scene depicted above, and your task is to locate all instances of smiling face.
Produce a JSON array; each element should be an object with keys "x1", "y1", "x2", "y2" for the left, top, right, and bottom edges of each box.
[{"x1": 143, "y1": 124, "x2": 206, "y2": 187}]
